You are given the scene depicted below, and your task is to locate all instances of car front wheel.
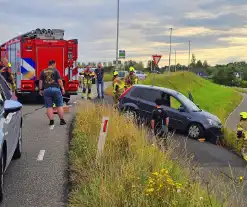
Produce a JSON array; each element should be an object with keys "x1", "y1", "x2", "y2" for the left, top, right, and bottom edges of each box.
[{"x1": 188, "y1": 123, "x2": 204, "y2": 139}]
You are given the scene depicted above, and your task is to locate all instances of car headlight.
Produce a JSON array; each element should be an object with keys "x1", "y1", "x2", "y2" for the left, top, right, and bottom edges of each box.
[{"x1": 207, "y1": 118, "x2": 218, "y2": 126}]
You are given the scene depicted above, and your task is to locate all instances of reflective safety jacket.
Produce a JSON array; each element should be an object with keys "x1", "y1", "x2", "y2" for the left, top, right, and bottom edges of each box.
[
  {"x1": 124, "y1": 74, "x2": 138, "y2": 87},
  {"x1": 80, "y1": 70, "x2": 95, "y2": 84},
  {"x1": 113, "y1": 78, "x2": 124, "y2": 93}
]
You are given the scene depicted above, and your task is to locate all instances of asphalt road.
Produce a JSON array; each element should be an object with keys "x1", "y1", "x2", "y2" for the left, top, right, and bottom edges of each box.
[{"x1": 0, "y1": 83, "x2": 110, "y2": 207}]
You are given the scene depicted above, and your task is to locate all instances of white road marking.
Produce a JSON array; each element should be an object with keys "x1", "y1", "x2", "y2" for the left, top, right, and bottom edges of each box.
[
  {"x1": 37, "y1": 150, "x2": 45, "y2": 161},
  {"x1": 49, "y1": 125, "x2": 55, "y2": 130}
]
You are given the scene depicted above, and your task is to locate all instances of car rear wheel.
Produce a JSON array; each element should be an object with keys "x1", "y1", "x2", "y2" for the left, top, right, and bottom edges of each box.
[
  {"x1": 0, "y1": 152, "x2": 4, "y2": 202},
  {"x1": 13, "y1": 127, "x2": 22, "y2": 160},
  {"x1": 188, "y1": 123, "x2": 204, "y2": 139}
]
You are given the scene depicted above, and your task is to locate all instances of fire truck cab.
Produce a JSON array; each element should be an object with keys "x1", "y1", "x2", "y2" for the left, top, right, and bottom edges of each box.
[{"x1": 0, "y1": 28, "x2": 79, "y2": 103}]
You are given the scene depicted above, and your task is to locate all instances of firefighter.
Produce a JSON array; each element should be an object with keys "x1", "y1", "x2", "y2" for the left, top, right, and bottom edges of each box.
[
  {"x1": 79, "y1": 66, "x2": 94, "y2": 99},
  {"x1": 0, "y1": 58, "x2": 16, "y2": 92},
  {"x1": 112, "y1": 71, "x2": 124, "y2": 107},
  {"x1": 124, "y1": 66, "x2": 138, "y2": 89},
  {"x1": 236, "y1": 112, "x2": 247, "y2": 161}
]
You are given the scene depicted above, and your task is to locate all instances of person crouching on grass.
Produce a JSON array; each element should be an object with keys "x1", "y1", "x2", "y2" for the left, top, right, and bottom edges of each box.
[
  {"x1": 39, "y1": 60, "x2": 66, "y2": 127},
  {"x1": 151, "y1": 98, "x2": 169, "y2": 139}
]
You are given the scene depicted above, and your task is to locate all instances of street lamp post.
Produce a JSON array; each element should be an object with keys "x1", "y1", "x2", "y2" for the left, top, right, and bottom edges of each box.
[
  {"x1": 175, "y1": 50, "x2": 177, "y2": 72},
  {"x1": 188, "y1": 40, "x2": 191, "y2": 71},
  {"x1": 168, "y1": 28, "x2": 172, "y2": 73},
  {"x1": 116, "y1": 0, "x2": 120, "y2": 69}
]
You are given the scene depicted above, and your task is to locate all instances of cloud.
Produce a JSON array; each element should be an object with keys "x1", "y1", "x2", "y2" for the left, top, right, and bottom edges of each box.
[{"x1": 1, "y1": 0, "x2": 247, "y2": 66}]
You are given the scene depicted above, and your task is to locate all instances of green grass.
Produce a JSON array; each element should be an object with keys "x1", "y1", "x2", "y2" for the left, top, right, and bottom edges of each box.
[
  {"x1": 69, "y1": 102, "x2": 236, "y2": 207},
  {"x1": 104, "y1": 73, "x2": 112, "y2": 82}
]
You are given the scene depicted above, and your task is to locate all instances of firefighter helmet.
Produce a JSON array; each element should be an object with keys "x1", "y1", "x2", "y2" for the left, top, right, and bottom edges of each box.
[
  {"x1": 129, "y1": 66, "x2": 135, "y2": 72},
  {"x1": 113, "y1": 71, "x2": 118, "y2": 76}
]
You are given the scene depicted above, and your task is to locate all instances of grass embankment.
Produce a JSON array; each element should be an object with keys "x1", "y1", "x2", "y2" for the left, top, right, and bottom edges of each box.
[
  {"x1": 69, "y1": 102, "x2": 239, "y2": 206},
  {"x1": 104, "y1": 72, "x2": 243, "y2": 151}
]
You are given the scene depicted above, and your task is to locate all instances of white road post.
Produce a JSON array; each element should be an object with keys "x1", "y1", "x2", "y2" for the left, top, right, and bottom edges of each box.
[{"x1": 96, "y1": 116, "x2": 110, "y2": 161}]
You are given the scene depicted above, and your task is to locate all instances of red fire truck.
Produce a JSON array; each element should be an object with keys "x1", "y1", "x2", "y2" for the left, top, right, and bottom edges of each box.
[{"x1": 0, "y1": 28, "x2": 79, "y2": 103}]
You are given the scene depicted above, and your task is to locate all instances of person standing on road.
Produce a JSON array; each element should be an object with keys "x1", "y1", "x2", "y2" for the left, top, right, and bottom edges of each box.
[
  {"x1": 112, "y1": 71, "x2": 124, "y2": 107},
  {"x1": 95, "y1": 63, "x2": 104, "y2": 99},
  {"x1": 80, "y1": 65, "x2": 94, "y2": 99},
  {"x1": 39, "y1": 60, "x2": 66, "y2": 126},
  {"x1": 151, "y1": 99, "x2": 169, "y2": 138}
]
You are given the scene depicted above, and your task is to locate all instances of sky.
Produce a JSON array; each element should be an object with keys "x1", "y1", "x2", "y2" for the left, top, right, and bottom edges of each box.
[{"x1": 1, "y1": 0, "x2": 247, "y2": 67}]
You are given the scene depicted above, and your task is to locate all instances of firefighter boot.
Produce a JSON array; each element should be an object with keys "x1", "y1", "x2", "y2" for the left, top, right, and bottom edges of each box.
[
  {"x1": 87, "y1": 88, "x2": 92, "y2": 100},
  {"x1": 82, "y1": 88, "x2": 86, "y2": 99}
]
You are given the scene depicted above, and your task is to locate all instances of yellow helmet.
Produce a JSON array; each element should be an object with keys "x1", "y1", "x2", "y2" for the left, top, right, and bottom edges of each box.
[
  {"x1": 8, "y1": 62, "x2": 11, "y2": 67},
  {"x1": 129, "y1": 66, "x2": 135, "y2": 72},
  {"x1": 113, "y1": 71, "x2": 118, "y2": 76},
  {"x1": 240, "y1": 112, "x2": 247, "y2": 119}
]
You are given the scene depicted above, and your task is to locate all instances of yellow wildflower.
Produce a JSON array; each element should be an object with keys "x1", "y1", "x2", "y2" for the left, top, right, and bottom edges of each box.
[
  {"x1": 152, "y1": 172, "x2": 159, "y2": 176},
  {"x1": 160, "y1": 169, "x2": 168, "y2": 174},
  {"x1": 146, "y1": 188, "x2": 154, "y2": 193},
  {"x1": 240, "y1": 176, "x2": 243, "y2": 182}
]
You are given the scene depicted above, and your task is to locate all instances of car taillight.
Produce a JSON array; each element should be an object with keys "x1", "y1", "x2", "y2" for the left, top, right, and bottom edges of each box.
[{"x1": 120, "y1": 86, "x2": 132, "y2": 99}]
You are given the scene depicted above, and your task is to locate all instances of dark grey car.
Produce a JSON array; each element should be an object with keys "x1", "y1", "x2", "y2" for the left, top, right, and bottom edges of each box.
[{"x1": 118, "y1": 85, "x2": 223, "y2": 143}]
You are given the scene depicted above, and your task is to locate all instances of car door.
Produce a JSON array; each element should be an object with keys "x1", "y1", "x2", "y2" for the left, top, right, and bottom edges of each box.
[
  {"x1": 166, "y1": 95, "x2": 190, "y2": 130},
  {"x1": 0, "y1": 84, "x2": 15, "y2": 165},
  {"x1": 138, "y1": 88, "x2": 163, "y2": 122},
  {"x1": 125, "y1": 87, "x2": 143, "y2": 113}
]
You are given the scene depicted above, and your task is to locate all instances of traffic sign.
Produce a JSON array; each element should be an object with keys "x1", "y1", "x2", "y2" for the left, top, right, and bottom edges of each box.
[
  {"x1": 119, "y1": 50, "x2": 125, "y2": 59},
  {"x1": 152, "y1": 54, "x2": 162, "y2": 65}
]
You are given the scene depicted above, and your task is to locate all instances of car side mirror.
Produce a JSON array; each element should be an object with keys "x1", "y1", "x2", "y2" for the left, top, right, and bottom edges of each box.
[
  {"x1": 4, "y1": 100, "x2": 22, "y2": 118},
  {"x1": 178, "y1": 106, "x2": 185, "y2": 112}
]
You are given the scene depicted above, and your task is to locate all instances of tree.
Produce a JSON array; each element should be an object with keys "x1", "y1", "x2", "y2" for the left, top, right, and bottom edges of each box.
[
  {"x1": 203, "y1": 60, "x2": 209, "y2": 68},
  {"x1": 81, "y1": 62, "x2": 86, "y2": 67},
  {"x1": 108, "y1": 61, "x2": 112, "y2": 67},
  {"x1": 134, "y1": 61, "x2": 144, "y2": 70},
  {"x1": 103, "y1": 62, "x2": 107, "y2": 67},
  {"x1": 190, "y1": 54, "x2": 196, "y2": 68},
  {"x1": 196, "y1": 60, "x2": 203, "y2": 68}
]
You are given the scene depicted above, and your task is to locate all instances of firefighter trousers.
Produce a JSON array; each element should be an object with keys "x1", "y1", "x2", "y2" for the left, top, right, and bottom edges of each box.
[{"x1": 82, "y1": 80, "x2": 92, "y2": 99}]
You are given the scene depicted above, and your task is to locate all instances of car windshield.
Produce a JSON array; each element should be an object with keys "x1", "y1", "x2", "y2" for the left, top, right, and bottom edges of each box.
[{"x1": 176, "y1": 93, "x2": 201, "y2": 112}]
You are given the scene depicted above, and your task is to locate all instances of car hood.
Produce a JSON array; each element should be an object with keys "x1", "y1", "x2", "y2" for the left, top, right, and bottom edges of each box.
[{"x1": 193, "y1": 110, "x2": 222, "y2": 125}]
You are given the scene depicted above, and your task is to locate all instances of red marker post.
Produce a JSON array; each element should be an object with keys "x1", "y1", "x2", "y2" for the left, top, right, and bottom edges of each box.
[{"x1": 96, "y1": 116, "x2": 110, "y2": 161}]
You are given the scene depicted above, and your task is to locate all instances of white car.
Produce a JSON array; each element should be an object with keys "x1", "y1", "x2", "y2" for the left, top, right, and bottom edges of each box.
[{"x1": 135, "y1": 70, "x2": 147, "y2": 80}]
